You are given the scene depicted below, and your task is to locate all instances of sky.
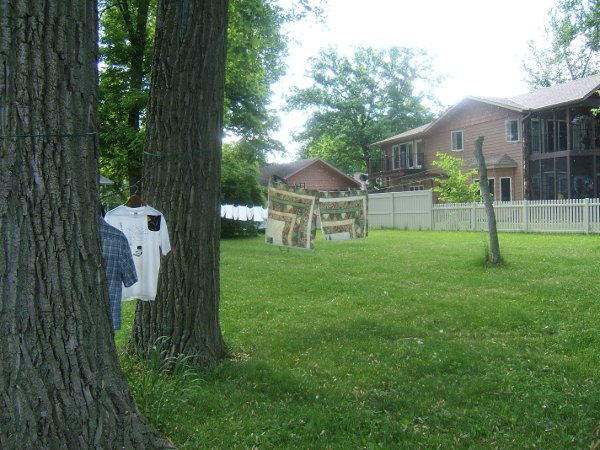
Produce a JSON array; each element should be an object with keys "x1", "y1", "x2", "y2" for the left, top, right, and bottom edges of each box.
[{"x1": 269, "y1": 0, "x2": 557, "y2": 162}]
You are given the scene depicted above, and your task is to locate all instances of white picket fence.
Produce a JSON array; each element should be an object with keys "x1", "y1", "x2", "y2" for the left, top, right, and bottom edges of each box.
[{"x1": 368, "y1": 190, "x2": 600, "y2": 234}]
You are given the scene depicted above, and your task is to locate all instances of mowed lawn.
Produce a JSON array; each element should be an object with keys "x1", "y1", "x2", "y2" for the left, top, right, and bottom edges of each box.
[{"x1": 117, "y1": 230, "x2": 600, "y2": 449}]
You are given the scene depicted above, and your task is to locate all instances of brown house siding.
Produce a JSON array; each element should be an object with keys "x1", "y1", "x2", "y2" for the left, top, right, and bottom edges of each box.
[
  {"x1": 425, "y1": 101, "x2": 524, "y2": 200},
  {"x1": 379, "y1": 100, "x2": 524, "y2": 200},
  {"x1": 287, "y1": 161, "x2": 358, "y2": 191}
]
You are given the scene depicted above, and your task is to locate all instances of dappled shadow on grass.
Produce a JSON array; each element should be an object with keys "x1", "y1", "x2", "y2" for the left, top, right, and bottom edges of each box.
[{"x1": 194, "y1": 311, "x2": 600, "y2": 449}]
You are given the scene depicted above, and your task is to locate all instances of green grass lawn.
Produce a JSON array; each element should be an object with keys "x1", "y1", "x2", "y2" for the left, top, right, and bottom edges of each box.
[{"x1": 116, "y1": 230, "x2": 600, "y2": 449}]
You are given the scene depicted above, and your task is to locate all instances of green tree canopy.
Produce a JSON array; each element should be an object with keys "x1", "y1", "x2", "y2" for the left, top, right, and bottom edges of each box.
[
  {"x1": 98, "y1": 0, "x2": 301, "y2": 199},
  {"x1": 221, "y1": 142, "x2": 265, "y2": 205},
  {"x1": 286, "y1": 46, "x2": 442, "y2": 173},
  {"x1": 522, "y1": 0, "x2": 600, "y2": 88},
  {"x1": 99, "y1": 0, "x2": 155, "y2": 198},
  {"x1": 432, "y1": 152, "x2": 480, "y2": 203}
]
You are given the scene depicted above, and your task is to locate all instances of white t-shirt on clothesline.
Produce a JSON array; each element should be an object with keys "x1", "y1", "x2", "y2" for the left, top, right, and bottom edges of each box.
[{"x1": 105, "y1": 204, "x2": 171, "y2": 301}]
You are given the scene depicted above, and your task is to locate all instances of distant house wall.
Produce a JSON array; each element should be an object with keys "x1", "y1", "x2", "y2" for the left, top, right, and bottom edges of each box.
[
  {"x1": 287, "y1": 161, "x2": 360, "y2": 191},
  {"x1": 379, "y1": 100, "x2": 524, "y2": 200}
]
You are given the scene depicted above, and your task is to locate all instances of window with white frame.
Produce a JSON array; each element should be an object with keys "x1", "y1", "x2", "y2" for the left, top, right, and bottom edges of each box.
[
  {"x1": 506, "y1": 119, "x2": 520, "y2": 142},
  {"x1": 451, "y1": 130, "x2": 463, "y2": 151},
  {"x1": 409, "y1": 185, "x2": 424, "y2": 191},
  {"x1": 392, "y1": 139, "x2": 423, "y2": 169},
  {"x1": 405, "y1": 142, "x2": 414, "y2": 168},
  {"x1": 392, "y1": 145, "x2": 400, "y2": 169},
  {"x1": 415, "y1": 140, "x2": 423, "y2": 168}
]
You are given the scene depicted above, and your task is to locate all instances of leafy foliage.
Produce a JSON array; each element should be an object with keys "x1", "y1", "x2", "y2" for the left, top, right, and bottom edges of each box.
[
  {"x1": 220, "y1": 142, "x2": 266, "y2": 237},
  {"x1": 99, "y1": 0, "x2": 155, "y2": 194},
  {"x1": 98, "y1": 0, "x2": 303, "y2": 198},
  {"x1": 522, "y1": 0, "x2": 600, "y2": 88},
  {"x1": 287, "y1": 46, "x2": 442, "y2": 173},
  {"x1": 226, "y1": 0, "x2": 286, "y2": 145},
  {"x1": 432, "y1": 152, "x2": 480, "y2": 203},
  {"x1": 221, "y1": 142, "x2": 265, "y2": 206}
]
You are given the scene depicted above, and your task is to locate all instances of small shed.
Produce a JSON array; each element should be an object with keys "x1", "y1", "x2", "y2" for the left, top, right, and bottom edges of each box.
[{"x1": 260, "y1": 157, "x2": 362, "y2": 191}]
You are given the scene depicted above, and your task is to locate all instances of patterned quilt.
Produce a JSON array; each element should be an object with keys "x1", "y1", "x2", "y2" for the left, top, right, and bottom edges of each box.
[
  {"x1": 266, "y1": 182, "x2": 318, "y2": 249},
  {"x1": 318, "y1": 190, "x2": 368, "y2": 241}
]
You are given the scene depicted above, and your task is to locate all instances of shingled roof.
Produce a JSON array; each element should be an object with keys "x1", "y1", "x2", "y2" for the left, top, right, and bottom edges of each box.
[
  {"x1": 259, "y1": 157, "x2": 361, "y2": 188},
  {"x1": 372, "y1": 75, "x2": 600, "y2": 147},
  {"x1": 259, "y1": 157, "x2": 321, "y2": 185},
  {"x1": 467, "y1": 153, "x2": 518, "y2": 169},
  {"x1": 470, "y1": 74, "x2": 600, "y2": 112}
]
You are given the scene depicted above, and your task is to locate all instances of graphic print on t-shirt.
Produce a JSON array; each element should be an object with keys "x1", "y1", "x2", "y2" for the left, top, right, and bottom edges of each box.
[{"x1": 147, "y1": 215, "x2": 161, "y2": 231}]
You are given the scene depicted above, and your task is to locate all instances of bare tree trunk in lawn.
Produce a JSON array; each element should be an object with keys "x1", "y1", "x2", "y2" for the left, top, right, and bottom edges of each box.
[{"x1": 474, "y1": 136, "x2": 502, "y2": 266}]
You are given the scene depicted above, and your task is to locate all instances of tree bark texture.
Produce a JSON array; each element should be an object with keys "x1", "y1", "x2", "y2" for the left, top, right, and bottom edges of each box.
[
  {"x1": 474, "y1": 136, "x2": 501, "y2": 265},
  {"x1": 0, "y1": 1, "x2": 174, "y2": 448},
  {"x1": 131, "y1": 0, "x2": 228, "y2": 365}
]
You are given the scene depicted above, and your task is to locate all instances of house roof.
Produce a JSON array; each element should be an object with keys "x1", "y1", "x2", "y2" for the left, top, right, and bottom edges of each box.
[
  {"x1": 371, "y1": 122, "x2": 432, "y2": 146},
  {"x1": 468, "y1": 153, "x2": 518, "y2": 169},
  {"x1": 372, "y1": 75, "x2": 600, "y2": 147},
  {"x1": 470, "y1": 75, "x2": 600, "y2": 112},
  {"x1": 259, "y1": 157, "x2": 361, "y2": 188}
]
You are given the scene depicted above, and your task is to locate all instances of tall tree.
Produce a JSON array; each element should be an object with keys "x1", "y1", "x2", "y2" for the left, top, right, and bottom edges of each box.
[
  {"x1": 287, "y1": 46, "x2": 441, "y2": 173},
  {"x1": 225, "y1": 0, "x2": 287, "y2": 156},
  {"x1": 98, "y1": 0, "x2": 292, "y2": 199},
  {"x1": 129, "y1": 0, "x2": 229, "y2": 365},
  {"x1": 99, "y1": 0, "x2": 155, "y2": 196},
  {"x1": 0, "y1": 1, "x2": 173, "y2": 448},
  {"x1": 522, "y1": 0, "x2": 600, "y2": 88}
]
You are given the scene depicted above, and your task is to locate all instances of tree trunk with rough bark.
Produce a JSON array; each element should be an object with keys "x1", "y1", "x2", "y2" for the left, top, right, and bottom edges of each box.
[
  {"x1": 0, "y1": 1, "x2": 175, "y2": 448},
  {"x1": 474, "y1": 136, "x2": 502, "y2": 266},
  {"x1": 130, "y1": 0, "x2": 228, "y2": 365}
]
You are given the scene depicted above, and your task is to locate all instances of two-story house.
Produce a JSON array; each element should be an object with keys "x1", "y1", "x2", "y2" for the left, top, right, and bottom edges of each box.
[{"x1": 370, "y1": 75, "x2": 600, "y2": 201}]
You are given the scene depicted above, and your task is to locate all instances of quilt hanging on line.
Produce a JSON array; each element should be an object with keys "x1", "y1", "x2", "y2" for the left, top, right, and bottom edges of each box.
[
  {"x1": 318, "y1": 189, "x2": 368, "y2": 241},
  {"x1": 266, "y1": 182, "x2": 318, "y2": 250}
]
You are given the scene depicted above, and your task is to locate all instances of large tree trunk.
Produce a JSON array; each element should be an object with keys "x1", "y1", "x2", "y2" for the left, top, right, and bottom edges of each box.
[
  {"x1": 130, "y1": 0, "x2": 228, "y2": 365},
  {"x1": 0, "y1": 1, "x2": 174, "y2": 448}
]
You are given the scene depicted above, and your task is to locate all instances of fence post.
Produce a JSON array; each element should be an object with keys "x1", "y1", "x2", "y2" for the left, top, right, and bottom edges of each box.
[
  {"x1": 522, "y1": 200, "x2": 528, "y2": 233},
  {"x1": 391, "y1": 193, "x2": 396, "y2": 229},
  {"x1": 470, "y1": 202, "x2": 476, "y2": 231},
  {"x1": 584, "y1": 198, "x2": 590, "y2": 234},
  {"x1": 430, "y1": 191, "x2": 434, "y2": 231}
]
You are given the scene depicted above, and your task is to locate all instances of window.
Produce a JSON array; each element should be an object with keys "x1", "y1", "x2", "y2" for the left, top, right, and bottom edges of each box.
[
  {"x1": 500, "y1": 177, "x2": 511, "y2": 201},
  {"x1": 451, "y1": 130, "x2": 463, "y2": 151},
  {"x1": 505, "y1": 119, "x2": 519, "y2": 142},
  {"x1": 396, "y1": 141, "x2": 423, "y2": 169},
  {"x1": 406, "y1": 142, "x2": 414, "y2": 168},
  {"x1": 487, "y1": 178, "x2": 495, "y2": 200},
  {"x1": 392, "y1": 145, "x2": 400, "y2": 169},
  {"x1": 415, "y1": 140, "x2": 423, "y2": 168},
  {"x1": 531, "y1": 119, "x2": 541, "y2": 153},
  {"x1": 409, "y1": 185, "x2": 424, "y2": 191},
  {"x1": 474, "y1": 178, "x2": 494, "y2": 199}
]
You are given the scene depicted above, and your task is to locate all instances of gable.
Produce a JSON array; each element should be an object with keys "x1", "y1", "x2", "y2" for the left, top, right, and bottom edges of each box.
[{"x1": 260, "y1": 158, "x2": 361, "y2": 190}]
